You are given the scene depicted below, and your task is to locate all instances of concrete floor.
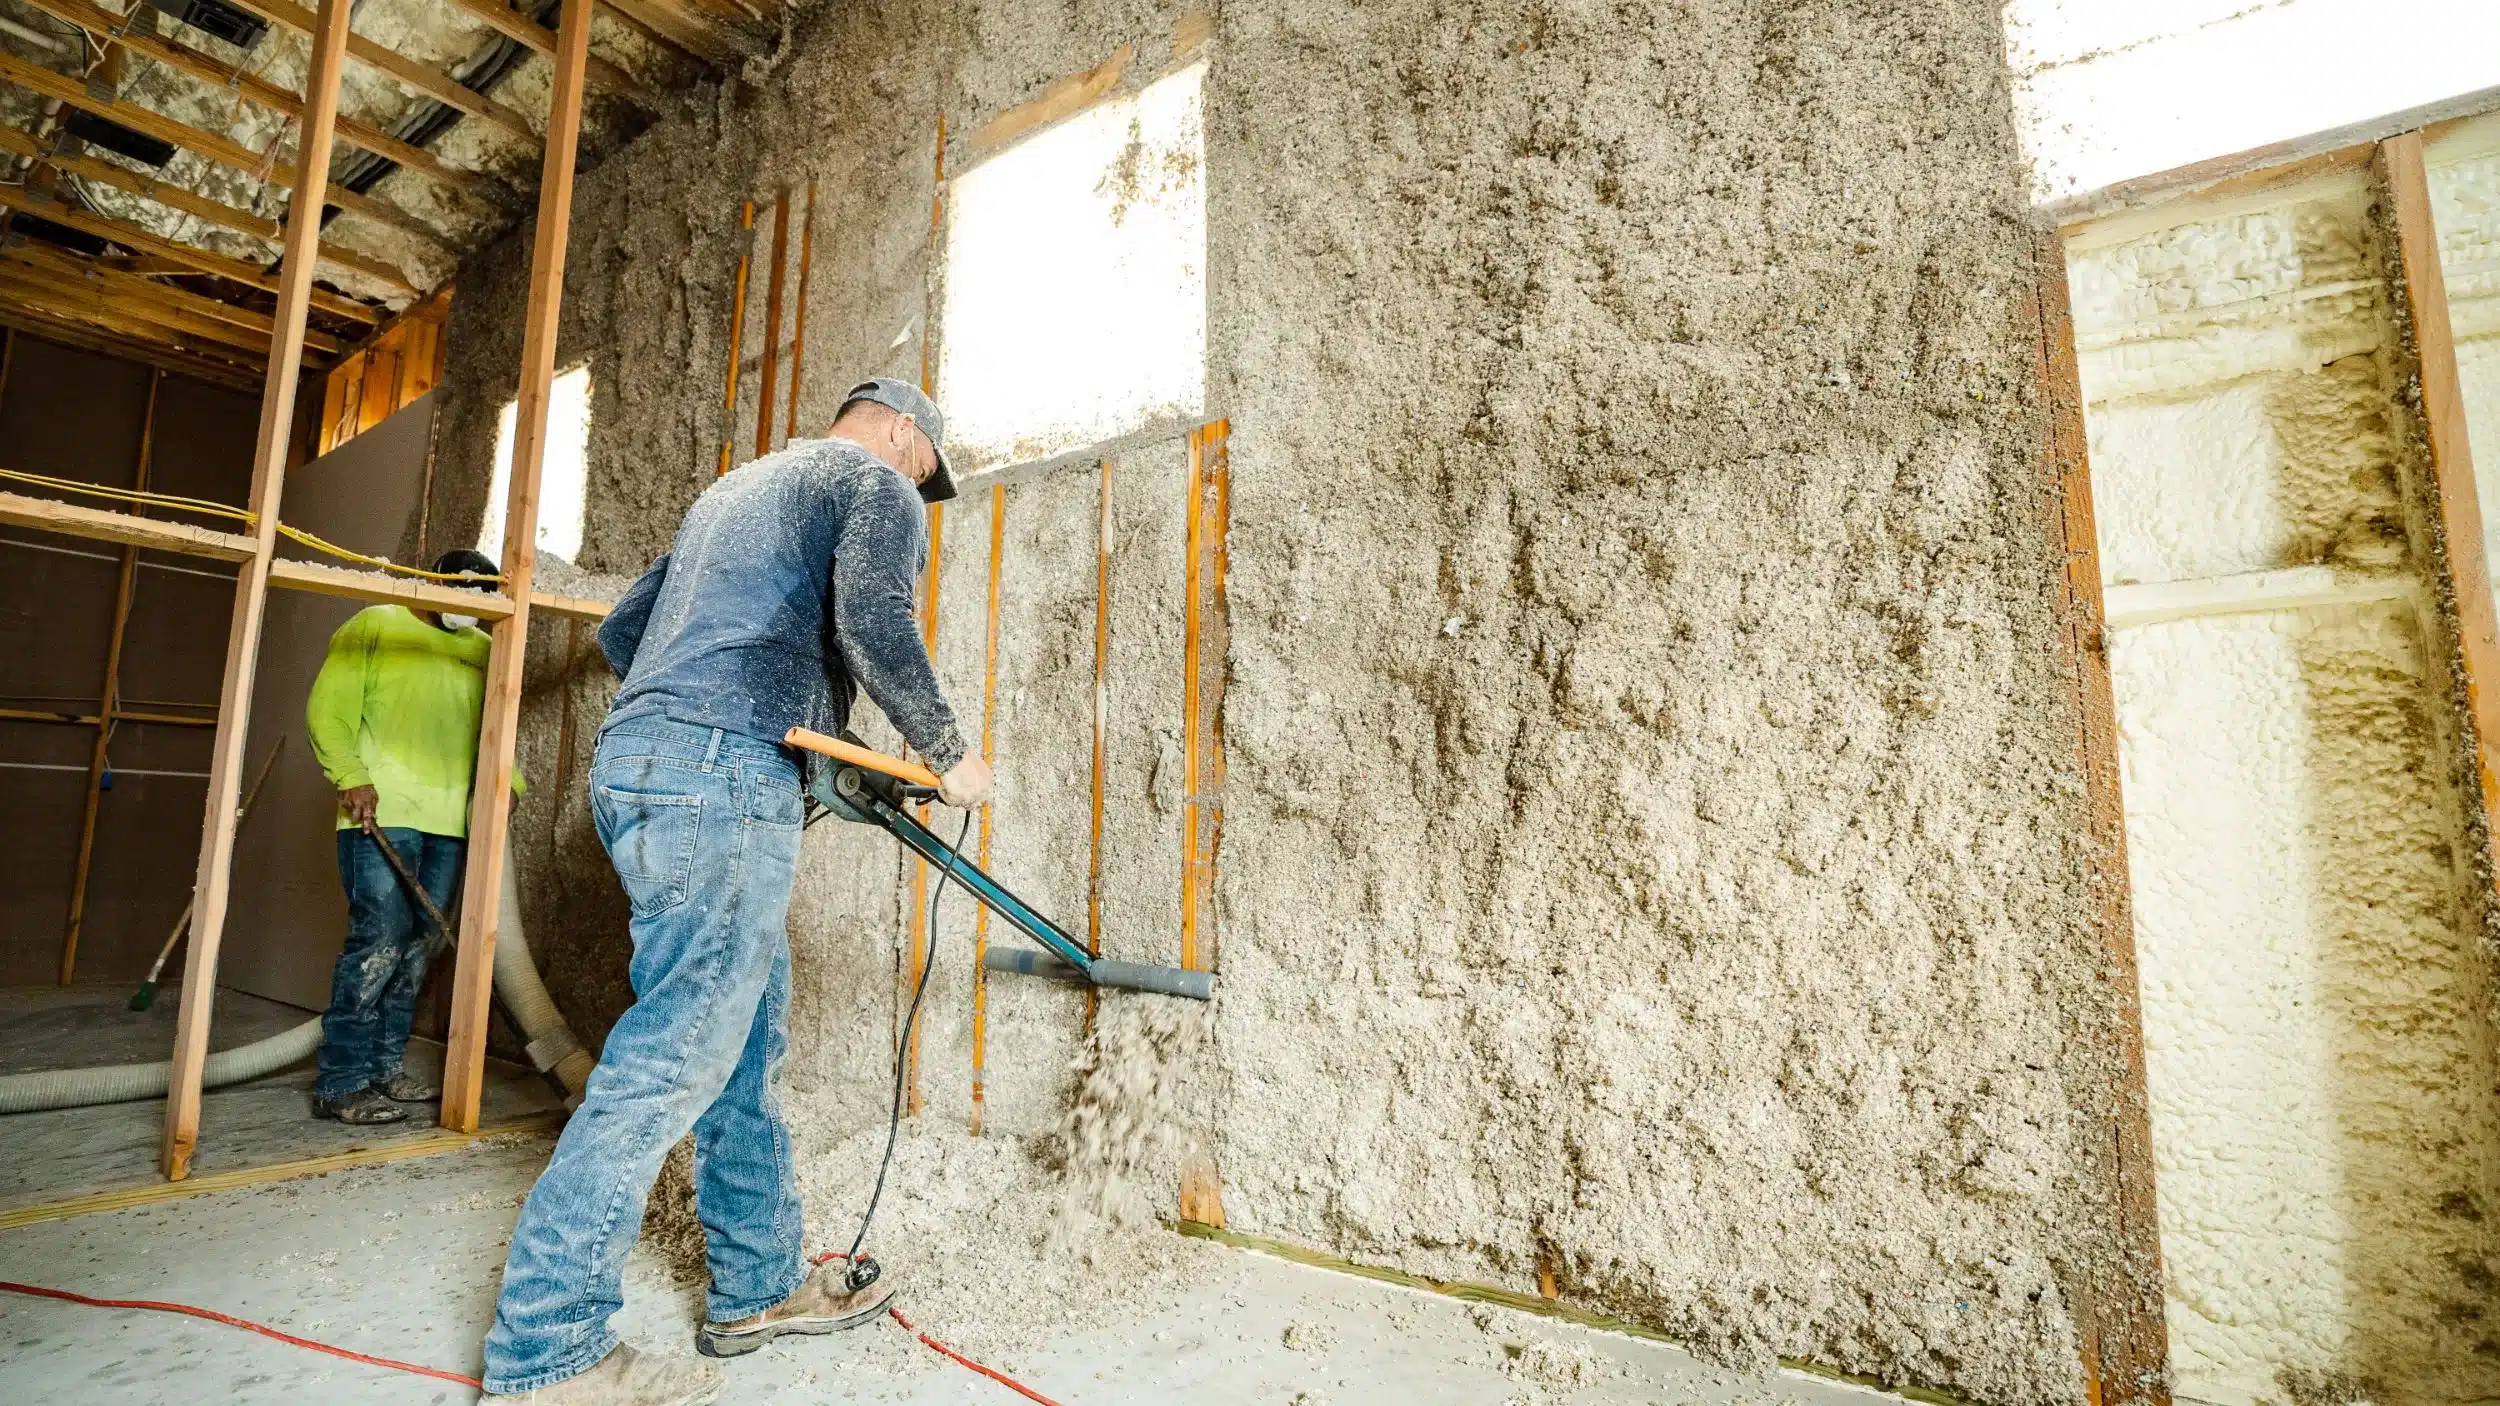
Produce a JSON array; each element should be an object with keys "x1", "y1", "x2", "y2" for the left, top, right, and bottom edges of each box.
[
  {"x1": 0, "y1": 983, "x2": 566, "y2": 1213},
  {"x1": 0, "y1": 1132, "x2": 1909, "y2": 1405}
]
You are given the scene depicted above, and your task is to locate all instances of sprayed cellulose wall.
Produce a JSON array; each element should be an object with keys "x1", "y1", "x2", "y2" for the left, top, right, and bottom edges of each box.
[
  {"x1": 434, "y1": 2, "x2": 2167, "y2": 1401},
  {"x1": 2069, "y1": 175, "x2": 2500, "y2": 1403}
]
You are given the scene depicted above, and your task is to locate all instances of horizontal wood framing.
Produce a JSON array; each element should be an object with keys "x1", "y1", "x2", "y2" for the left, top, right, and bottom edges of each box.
[
  {"x1": 0, "y1": 491, "x2": 542, "y2": 619},
  {"x1": 0, "y1": 124, "x2": 419, "y2": 295},
  {"x1": 599, "y1": 0, "x2": 760, "y2": 65},
  {"x1": 0, "y1": 185, "x2": 380, "y2": 326},
  {"x1": 218, "y1": 0, "x2": 541, "y2": 144},
  {"x1": 0, "y1": 261, "x2": 318, "y2": 366},
  {"x1": 11, "y1": 0, "x2": 506, "y2": 203},
  {"x1": 2044, "y1": 82, "x2": 2500, "y2": 230},
  {"x1": 5, "y1": 242, "x2": 348, "y2": 353},
  {"x1": 437, "y1": 0, "x2": 649, "y2": 100},
  {"x1": 529, "y1": 591, "x2": 616, "y2": 622},
  {"x1": 0, "y1": 48, "x2": 440, "y2": 246},
  {"x1": 0, "y1": 303, "x2": 264, "y2": 391},
  {"x1": 969, "y1": 43, "x2": 1133, "y2": 160}
]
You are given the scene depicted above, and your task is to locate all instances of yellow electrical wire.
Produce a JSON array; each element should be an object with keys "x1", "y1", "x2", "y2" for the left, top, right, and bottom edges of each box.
[{"x1": 0, "y1": 467, "x2": 505, "y2": 585}]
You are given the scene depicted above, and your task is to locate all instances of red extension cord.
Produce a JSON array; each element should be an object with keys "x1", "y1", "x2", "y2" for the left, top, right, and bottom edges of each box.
[{"x1": 0, "y1": 1271, "x2": 1066, "y2": 1403}]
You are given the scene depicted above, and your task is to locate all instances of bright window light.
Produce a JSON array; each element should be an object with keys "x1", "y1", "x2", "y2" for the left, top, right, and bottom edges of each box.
[
  {"x1": 480, "y1": 364, "x2": 591, "y2": 565},
  {"x1": 940, "y1": 61, "x2": 1206, "y2": 470},
  {"x1": 2006, "y1": 0, "x2": 2500, "y2": 204}
]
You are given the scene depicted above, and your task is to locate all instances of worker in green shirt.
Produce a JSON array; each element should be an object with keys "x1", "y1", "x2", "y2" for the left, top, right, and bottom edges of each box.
[{"x1": 303, "y1": 548, "x2": 510, "y2": 1125}]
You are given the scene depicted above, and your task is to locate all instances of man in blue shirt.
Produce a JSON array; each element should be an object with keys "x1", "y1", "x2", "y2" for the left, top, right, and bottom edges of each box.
[{"x1": 483, "y1": 380, "x2": 994, "y2": 1404}]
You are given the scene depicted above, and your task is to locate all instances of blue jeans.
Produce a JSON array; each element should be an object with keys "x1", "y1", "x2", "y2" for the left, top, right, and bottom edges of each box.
[
  {"x1": 316, "y1": 827, "x2": 463, "y2": 1100},
  {"x1": 483, "y1": 723, "x2": 808, "y2": 1392}
]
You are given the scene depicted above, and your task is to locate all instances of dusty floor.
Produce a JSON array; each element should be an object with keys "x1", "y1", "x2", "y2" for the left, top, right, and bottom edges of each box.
[
  {"x1": 0, "y1": 983, "x2": 565, "y2": 1213},
  {"x1": 0, "y1": 1132, "x2": 1916, "y2": 1405}
]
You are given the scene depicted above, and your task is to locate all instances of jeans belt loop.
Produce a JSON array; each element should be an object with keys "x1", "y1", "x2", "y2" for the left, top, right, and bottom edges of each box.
[{"x1": 703, "y1": 727, "x2": 724, "y2": 773}]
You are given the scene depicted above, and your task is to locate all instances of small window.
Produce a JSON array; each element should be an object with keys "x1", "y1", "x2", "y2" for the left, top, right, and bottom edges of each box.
[
  {"x1": 940, "y1": 61, "x2": 1207, "y2": 469},
  {"x1": 479, "y1": 364, "x2": 591, "y2": 564}
]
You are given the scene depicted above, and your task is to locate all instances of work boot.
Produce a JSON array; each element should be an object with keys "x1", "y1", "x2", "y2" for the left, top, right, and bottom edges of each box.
[
  {"x1": 312, "y1": 1088, "x2": 407, "y2": 1124},
  {"x1": 489, "y1": 1343, "x2": 720, "y2": 1404},
  {"x1": 371, "y1": 1070, "x2": 440, "y2": 1102},
  {"x1": 695, "y1": 1262, "x2": 896, "y2": 1358}
]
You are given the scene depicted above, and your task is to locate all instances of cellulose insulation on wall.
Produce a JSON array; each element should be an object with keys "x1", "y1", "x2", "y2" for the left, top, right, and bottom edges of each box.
[{"x1": 2069, "y1": 176, "x2": 2500, "y2": 1403}]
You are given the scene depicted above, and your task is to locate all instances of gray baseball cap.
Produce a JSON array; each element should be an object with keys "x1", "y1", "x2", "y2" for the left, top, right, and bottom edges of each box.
[{"x1": 840, "y1": 377, "x2": 957, "y2": 504}]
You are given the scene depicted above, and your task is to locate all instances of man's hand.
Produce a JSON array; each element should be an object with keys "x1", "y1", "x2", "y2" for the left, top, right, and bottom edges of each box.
[
  {"x1": 937, "y1": 755, "x2": 995, "y2": 809},
  {"x1": 339, "y1": 784, "x2": 380, "y2": 831}
]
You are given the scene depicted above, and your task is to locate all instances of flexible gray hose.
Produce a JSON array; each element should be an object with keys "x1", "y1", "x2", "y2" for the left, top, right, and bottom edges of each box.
[
  {"x1": 0, "y1": 837, "x2": 597, "y2": 1115},
  {"x1": 0, "y1": 1016, "x2": 325, "y2": 1115},
  {"x1": 491, "y1": 844, "x2": 595, "y2": 1100}
]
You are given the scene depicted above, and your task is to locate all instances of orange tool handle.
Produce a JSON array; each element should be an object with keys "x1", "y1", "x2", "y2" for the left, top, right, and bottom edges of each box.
[{"x1": 784, "y1": 727, "x2": 943, "y2": 790}]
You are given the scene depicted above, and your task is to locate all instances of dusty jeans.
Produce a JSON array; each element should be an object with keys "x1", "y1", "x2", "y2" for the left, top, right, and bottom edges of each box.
[
  {"x1": 315, "y1": 827, "x2": 462, "y2": 1100},
  {"x1": 482, "y1": 722, "x2": 807, "y2": 1393}
]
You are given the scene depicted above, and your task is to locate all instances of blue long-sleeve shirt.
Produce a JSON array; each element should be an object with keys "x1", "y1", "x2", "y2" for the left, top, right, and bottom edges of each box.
[{"x1": 597, "y1": 438, "x2": 967, "y2": 772}]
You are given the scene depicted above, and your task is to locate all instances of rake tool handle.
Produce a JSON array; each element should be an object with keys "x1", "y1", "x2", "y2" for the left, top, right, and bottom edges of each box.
[
  {"x1": 783, "y1": 727, "x2": 943, "y2": 790},
  {"x1": 141, "y1": 736, "x2": 287, "y2": 984}
]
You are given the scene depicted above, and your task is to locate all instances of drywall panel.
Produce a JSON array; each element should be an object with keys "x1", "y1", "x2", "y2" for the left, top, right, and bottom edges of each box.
[
  {"x1": 222, "y1": 392, "x2": 442, "y2": 1013},
  {"x1": 2075, "y1": 185, "x2": 2500, "y2": 1404}
]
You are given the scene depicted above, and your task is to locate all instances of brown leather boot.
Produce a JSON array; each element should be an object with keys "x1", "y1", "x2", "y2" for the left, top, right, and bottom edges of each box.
[
  {"x1": 490, "y1": 1343, "x2": 719, "y2": 1403},
  {"x1": 694, "y1": 1262, "x2": 896, "y2": 1358}
]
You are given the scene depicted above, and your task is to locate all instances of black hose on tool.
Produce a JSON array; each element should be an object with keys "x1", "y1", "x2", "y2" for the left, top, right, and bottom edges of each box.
[{"x1": 840, "y1": 805, "x2": 973, "y2": 1292}]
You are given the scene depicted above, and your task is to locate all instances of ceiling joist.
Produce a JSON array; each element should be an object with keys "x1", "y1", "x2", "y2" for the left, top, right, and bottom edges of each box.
[
  {"x1": 432, "y1": 0, "x2": 649, "y2": 103},
  {"x1": 212, "y1": 0, "x2": 542, "y2": 144},
  {"x1": 0, "y1": 48, "x2": 444, "y2": 247},
  {"x1": 12, "y1": 0, "x2": 512, "y2": 205},
  {"x1": 0, "y1": 284, "x2": 278, "y2": 388},
  {"x1": 0, "y1": 182, "x2": 382, "y2": 324},
  {"x1": 4, "y1": 240, "x2": 348, "y2": 353},
  {"x1": 0, "y1": 123, "x2": 420, "y2": 295},
  {"x1": 597, "y1": 0, "x2": 755, "y2": 66}
]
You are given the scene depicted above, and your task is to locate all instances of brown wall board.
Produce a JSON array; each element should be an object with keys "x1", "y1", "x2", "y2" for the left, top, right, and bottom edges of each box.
[{"x1": 223, "y1": 392, "x2": 442, "y2": 1013}]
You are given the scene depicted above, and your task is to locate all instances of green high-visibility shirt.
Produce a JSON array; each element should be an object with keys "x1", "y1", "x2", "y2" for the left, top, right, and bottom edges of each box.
[{"x1": 305, "y1": 604, "x2": 519, "y2": 837}]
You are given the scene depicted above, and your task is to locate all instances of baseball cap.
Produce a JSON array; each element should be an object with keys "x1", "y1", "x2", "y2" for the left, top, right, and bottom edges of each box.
[
  {"x1": 432, "y1": 548, "x2": 501, "y2": 589},
  {"x1": 840, "y1": 377, "x2": 957, "y2": 504}
]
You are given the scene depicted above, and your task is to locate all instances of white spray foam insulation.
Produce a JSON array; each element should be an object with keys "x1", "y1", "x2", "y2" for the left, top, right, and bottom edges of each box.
[
  {"x1": 2429, "y1": 131, "x2": 2500, "y2": 610},
  {"x1": 2073, "y1": 183, "x2": 2500, "y2": 1403}
]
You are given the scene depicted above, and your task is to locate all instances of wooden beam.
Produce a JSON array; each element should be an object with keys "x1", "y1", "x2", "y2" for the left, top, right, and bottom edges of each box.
[
  {"x1": 598, "y1": 0, "x2": 756, "y2": 65},
  {"x1": 0, "y1": 48, "x2": 438, "y2": 246},
  {"x1": 217, "y1": 0, "x2": 541, "y2": 145},
  {"x1": 163, "y1": 0, "x2": 356, "y2": 1184},
  {"x1": 0, "y1": 303, "x2": 262, "y2": 391},
  {"x1": 0, "y1": 185, "x2": 382, "y2": 324},
  {"x1": 434, "y1": 0, "x2": 648, "y2": 101},
  {"x1": 2030, "y1": 229, "x2": 2168, "y2": 1404},
  {"x1": 969, "y1": 44, "x2": 1133, "y2": 160},
  {"x1": 0, "y1": 266, "x2": 294, "y2": 368},
  {"x1": 2043, "y1": 82, "x2": 2500, "y2": 230},
  {"x1": 60, "y1": 370, "x2": 158, "y2": 985},
  {"x1": 268, "y1": 556, "x2": 516, "y2": 618},
  {"x1": 969, "y1": 478, "x2": 1002, "y2": 1134},
  {"x1": 756, "y1": 185, "x2": 787, "y2": 458},
  {"x1": 716, "y1": 199, "x2": 752, "y2": 476},
  {"x1": 2, "y1": 244, "x2": 350, "y2": 354},
  {"x1": 0, "y1": 491, "x2": 253, "y2": 559},
  {"x1": 2384, "y1": 130, "x2": 2500, "y2": 906},
  {"x1": 0, "y1": 123, "x2": 420, "y2": 294},
  {"x1": 442, "y1": 0, "x2": 594, "y2": 1135},
  {"x1": 1177, "y1": 420, "x2": 1229, "y2": 1230},
  {"x1": 12, "y1": 0, "x2": 506, "y2": 204},
  {"x1": 529, "y1": 589, "x2": 615, "y2": 621},
  {"x1": 784, "y1": 180, "x2": 813, "y2": 443}
]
